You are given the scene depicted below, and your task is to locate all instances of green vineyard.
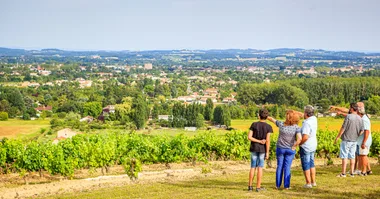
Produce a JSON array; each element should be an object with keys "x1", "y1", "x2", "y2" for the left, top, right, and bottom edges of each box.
[{"x1": 0, "y1": 130, "x2": 379, "y2": 177}]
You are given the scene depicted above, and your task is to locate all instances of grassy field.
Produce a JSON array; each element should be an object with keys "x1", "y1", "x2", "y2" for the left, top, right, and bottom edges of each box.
[
  {"x1": 1, "y1": 117, "x2": 380, "y2": 140},
  {"x1": 231, "y1": 117, "x2": 380, "y2": 132},
  {"x1": 47, "y1": 164, "x2": 380, "y2": 199},
  {"x1": 0, "y1": 119, "x2": 50, "y2": 139}
]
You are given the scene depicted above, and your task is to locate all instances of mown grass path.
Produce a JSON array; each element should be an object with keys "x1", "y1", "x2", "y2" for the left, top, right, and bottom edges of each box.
[{"x1": 48, "y1": 164, "x2": 380, "y2": 199}]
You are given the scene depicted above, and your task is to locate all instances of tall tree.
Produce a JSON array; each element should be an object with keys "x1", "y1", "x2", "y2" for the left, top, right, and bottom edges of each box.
[
  {"x1": 132, "y1": 96, "x2": 148, "y2": 129},
  {"x1": 0, "y1": 100, "x2": 10, "y2": 113},
  {"x1": 204, "y1": 98, "x2": 214, "y2": 121},
  {"x1": 213, "y1": 105, "x2": 231, "y2": 127}
]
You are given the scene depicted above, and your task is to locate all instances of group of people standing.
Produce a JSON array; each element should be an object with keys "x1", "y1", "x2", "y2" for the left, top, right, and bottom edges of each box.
[
  {"x1": 335, "y1": 102, "x2": 372, "y2": 177},
  {"x1": 247, "y1": 103, "x2": 372, "y2": 192}
]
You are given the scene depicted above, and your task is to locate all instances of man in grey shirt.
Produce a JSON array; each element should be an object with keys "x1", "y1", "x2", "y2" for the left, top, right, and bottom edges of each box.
[{"x1": 334, "y1": 103, "x2": 363, "y2": 177}]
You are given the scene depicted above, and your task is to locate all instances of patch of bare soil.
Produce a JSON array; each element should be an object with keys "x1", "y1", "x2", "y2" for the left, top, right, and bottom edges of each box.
[{"x1": 0, "y1": 158, "x2": 377, "y2": 199}]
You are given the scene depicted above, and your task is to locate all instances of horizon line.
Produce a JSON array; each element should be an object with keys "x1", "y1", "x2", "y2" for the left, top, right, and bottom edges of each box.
[{"x1": 1, "y1": 46, "x2": 380, "y2": 54}]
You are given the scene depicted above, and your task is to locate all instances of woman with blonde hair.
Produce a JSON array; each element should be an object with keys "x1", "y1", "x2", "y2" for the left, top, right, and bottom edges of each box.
[{"x1": 268, "y1": 110, "x2": 302, "y2": 190}]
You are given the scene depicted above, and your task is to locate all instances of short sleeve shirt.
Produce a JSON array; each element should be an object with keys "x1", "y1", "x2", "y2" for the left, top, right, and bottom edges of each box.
[
  {"x1": 341, "y1": 114, "x2": 363, "y2": 142},
  {"x1": 249, "y1": 122, "x2": 273, "y2": 153},
  {"x1": 276, "y1": 121, "x2": 301, "y2": 149},
  {"x1": 300, "y1": 116, "x2": 318, "y2": 152},
  {"x1": 357, "y1": 115, "x2": 372, "y2": 147}
]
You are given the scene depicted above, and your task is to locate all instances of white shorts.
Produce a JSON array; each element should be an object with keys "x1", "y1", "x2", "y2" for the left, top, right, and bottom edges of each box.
[{"x1": 359, "y1": 146, "x2": 369, "y2": 156}]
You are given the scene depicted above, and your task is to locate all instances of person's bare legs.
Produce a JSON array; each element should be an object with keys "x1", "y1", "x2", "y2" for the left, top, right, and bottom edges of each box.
[
  {"x1": 349, "y1": 159, "x2": 355, "y2": 174},
  {"x1": 248, "y1": 168, "x2": 256, "y2": 186},
  {"x1": 367, "y1": 161, "x2": 371, "y2": 172},
  {"x1": 310, "y1": 167, "x2": 316, "y2": 184},
  {"x1": 341, "y1": 159, "x2": 347, "y2": 174},
  {"x1": 355, "y1": 155, "x2": 362, "y2": 171},
  {"x1": 360, "y1": 155, "x2": 368, "y2": 174},
  {"x1": 303, "y1": 170, "x2": 311, "y2": 184},
  {"x1": 354, "y1": 155, "x2": 358, "y2": 171},
  {"x1": 256, "y1": 167, "x2": 263, "y2": 188}
]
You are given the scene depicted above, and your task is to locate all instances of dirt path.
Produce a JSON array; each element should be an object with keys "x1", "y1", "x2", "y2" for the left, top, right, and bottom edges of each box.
[{"x1": 0, "y1": 158, "x2": 377, "y2": 199}]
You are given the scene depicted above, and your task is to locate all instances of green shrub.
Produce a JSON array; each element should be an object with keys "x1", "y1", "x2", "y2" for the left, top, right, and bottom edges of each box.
[
  {"x1": 50, "y1": 118, "x2": 64, "y2": 128},
  {"x1": 0, "y1": 112, "x2": 8, "y2": 121},
  {"x1": 58, "y1": 112, "x2": 66, "y2": 119},
  {"x1": 39, "y1": 128, "x2": 47, "y2": 134},
  {"x1": 22, "y1": 113, "x2": 30, "y2": 120}
]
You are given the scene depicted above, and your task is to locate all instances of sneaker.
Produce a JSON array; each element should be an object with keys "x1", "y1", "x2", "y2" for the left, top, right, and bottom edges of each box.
[
  {"x1": 359, "y1": 172, "x2": 367, "y2": 176},
  {"x1": 303, "y1": 184, "x2": 312, "y2": 188},
  {"x1": 354, "y1": 170, "x2": 361, "y2": 175},
  {"x1": 248, "y1": 186, "x2": 253, "y2": 191},
  {"x1": 312, "y1": 183, "x2": 317, "y2": 187},
  {"x1": 349, "y1": 173, "x2": 355, "y2": 177},
  {"x1": 337, "y1": 173, "x2": 346, "y2": 177},
  {"x1": 367, "y1": 170, "x2": 372, "y2": 175},
  {"x1": 256, "y1": 187, "x2": 266, "y2": 192}
]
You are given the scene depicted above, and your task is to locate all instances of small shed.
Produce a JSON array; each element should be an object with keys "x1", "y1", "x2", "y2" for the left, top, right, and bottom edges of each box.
[{"x1": 57, "y1": 128, "x2": 78, "y2": 139}]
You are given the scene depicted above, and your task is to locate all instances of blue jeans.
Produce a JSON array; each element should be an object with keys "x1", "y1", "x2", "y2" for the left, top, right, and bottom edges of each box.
[
  {"x1": 300, "y1": 147, "x2": 315, "y2": 171},
  {"x1": 276, "y1": 147, "x2": 295, "y2": 188},
  {"x1": 250, "y1": 152, "x2": 265, "y2": 168}
]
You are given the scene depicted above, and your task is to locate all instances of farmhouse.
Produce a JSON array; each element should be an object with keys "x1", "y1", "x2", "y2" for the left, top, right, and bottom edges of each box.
[
  {"x1": 57, "y1": 128, "x2": 77, "y2": 138},
  {"x1": 177, "y1": 96, "x2": 196, "y2": 102},
  {"x1": 222, "y1": 97, "x2": 236, "y2": 104},
  {"x1": 204, "y1": 88, "x2": 218, "y2": 96},
  {"x1": 53, "y1": 128, "x2": 79, "y2": 144},
  {"x1": 102, "y1": 105, "x2": 115, "y2": 116},
  {"x1": 34, "y1": 105, "x2": 52, "y2": 113},
  {"x1": 80, "y1": 116, "x2": 94, "y2": 123},
  {"x1": 199, "y1": 96, "x2": 217, "y2": 103}
]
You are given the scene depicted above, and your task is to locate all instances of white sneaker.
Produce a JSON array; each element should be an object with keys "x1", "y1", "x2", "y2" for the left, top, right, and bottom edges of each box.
[
  {"x1": 354, "y1": 170, "x2": 361, "y2": 175},
  {"x1": 303, "y1": 184, "x2": 312, "y2": 188},
  {"x1": 312, "y1": 183, "x2": 317, "y2": 187},
  {"x1": 337, "y1": 173, "x2": 346, "y2": 177}
]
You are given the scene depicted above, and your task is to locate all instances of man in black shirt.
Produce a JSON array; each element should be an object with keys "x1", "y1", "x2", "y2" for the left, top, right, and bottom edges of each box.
[{"x1": 247, "y1": 109, "x2": 273, "y2": 192}]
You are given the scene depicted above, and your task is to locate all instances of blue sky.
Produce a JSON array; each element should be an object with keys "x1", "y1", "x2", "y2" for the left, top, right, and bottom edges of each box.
[{"x1": 1, "y1": 0, "x2": 379, "y2": 51}]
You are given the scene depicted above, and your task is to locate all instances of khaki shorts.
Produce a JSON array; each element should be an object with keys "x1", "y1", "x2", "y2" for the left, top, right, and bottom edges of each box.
[{"x1": 359, "y1": 146, "x2": 369, "y2": 156}]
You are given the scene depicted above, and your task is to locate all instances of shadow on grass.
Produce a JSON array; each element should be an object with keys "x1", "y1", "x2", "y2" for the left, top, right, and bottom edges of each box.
[
  {"x1": 161, "y1": 164, "x2": 380, "y2": 199},
  {"x1": 165, "y1": 178, "x2": 380, "y2": 199},
  {"x1": 286, "y1": 187, "x2": 380, "y2": 199}
]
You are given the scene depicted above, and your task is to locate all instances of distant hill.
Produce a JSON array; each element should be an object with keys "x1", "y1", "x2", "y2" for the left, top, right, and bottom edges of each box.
[
  {"x1": 1, "y1": 47, "x2": 379, "y2": 58},
  {"x1": 0, "y1": 47, "x2": 28, "y2": 56}
]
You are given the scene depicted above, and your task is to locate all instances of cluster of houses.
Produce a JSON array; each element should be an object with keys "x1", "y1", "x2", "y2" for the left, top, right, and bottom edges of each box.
[
  {"x1": 19, "y1": 79, "x2": 93, "y2": 88},
  {"x1": 29, "y1": 65, "x2": 52, "y2": 76},
  {"x1": 175, "y1": 88, "x2": 237, "y2": 105}
]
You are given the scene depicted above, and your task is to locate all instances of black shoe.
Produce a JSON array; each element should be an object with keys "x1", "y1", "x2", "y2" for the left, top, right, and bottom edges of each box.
[{"x1": 248, "y1": 186, "x2": 253, "y2": 191}]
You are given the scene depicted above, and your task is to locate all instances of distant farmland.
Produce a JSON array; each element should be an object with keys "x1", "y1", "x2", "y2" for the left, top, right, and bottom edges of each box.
[
  {"x1": 231, "y1": 117, "x2": 380, "y2": 133},
  {"x1": 0, "y1": 119, "x2": 50, "y2": 139}
]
